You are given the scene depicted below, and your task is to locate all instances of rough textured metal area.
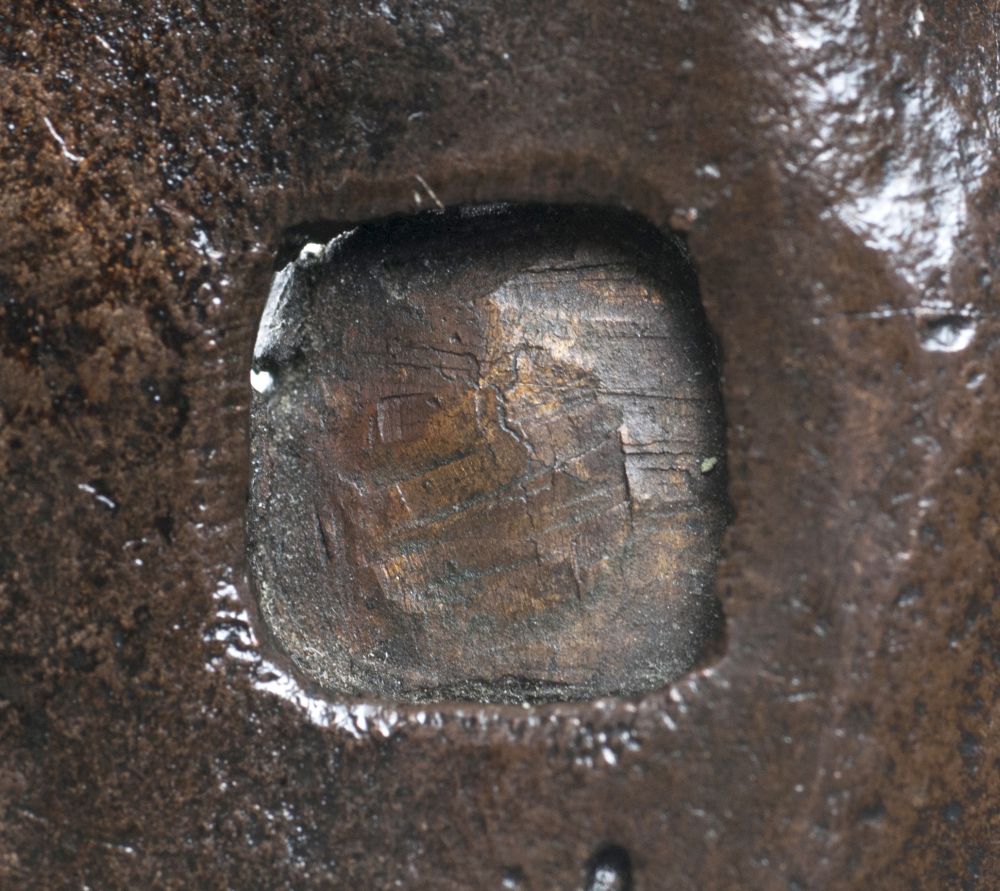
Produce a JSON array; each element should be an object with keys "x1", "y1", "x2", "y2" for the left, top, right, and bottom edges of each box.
[
  {"x1": 1, "y1": 2, "x2": 997, "y2": 888},
  {"x1": 249, "y1": 207, "x2": 727, "y2": 701}
]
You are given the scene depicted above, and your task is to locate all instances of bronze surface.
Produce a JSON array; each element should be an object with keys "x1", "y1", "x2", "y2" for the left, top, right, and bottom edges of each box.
[
  {"x1": 248, "y1": 208, "x2": 727, "y2": 701},
  {"x1": 1, "y1": 2, "x2": 997, "y2": 888}
]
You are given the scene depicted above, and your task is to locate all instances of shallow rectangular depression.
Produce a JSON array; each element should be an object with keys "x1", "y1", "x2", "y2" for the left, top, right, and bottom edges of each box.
[{"x1": 245, "y1": 204, "x2": 730, "y2": 705}]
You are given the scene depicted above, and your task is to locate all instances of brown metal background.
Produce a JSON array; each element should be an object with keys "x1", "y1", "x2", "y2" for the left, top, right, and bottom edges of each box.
[{"x1": 1, "y1": 2, "x2": 997, "y2": 888}]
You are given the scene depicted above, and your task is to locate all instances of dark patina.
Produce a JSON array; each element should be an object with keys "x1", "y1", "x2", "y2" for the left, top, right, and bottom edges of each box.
[{"x1": 1, "y1": 2, "x2": 997, "y2": 888}]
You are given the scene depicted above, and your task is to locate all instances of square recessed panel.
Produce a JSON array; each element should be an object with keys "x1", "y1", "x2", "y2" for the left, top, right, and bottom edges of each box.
[{"x1": 248, "y1": 206, "x2": 728, "y2": 702}]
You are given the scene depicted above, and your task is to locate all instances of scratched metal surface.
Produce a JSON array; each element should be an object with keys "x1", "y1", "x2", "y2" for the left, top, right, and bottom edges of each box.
[
  {"x1": 248, "y1": 207, "x2": 729, "y2": 704},
  {"x1": 1, "y1": 2, "x2": 998, "y2": 888}
]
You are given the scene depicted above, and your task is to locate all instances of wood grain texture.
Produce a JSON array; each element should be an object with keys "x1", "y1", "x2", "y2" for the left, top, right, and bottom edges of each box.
[{"x1": 249, "y1": 207, "x2": 728, "y2": 700}]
